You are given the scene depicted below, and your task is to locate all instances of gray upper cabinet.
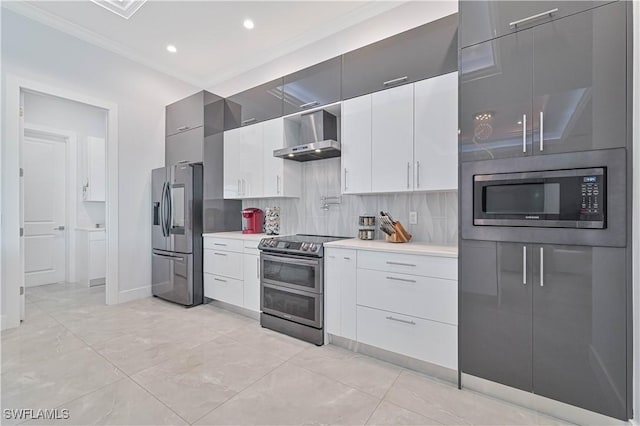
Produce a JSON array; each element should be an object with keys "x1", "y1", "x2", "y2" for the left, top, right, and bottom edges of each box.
[
  {"x1": 459, "y1": 1, "x2": 615, "y2": 49},
  {"x1": 282, "y1": 57, "x2": 341, "y2": 115},
  {"x1": 166, "y1": 126, "x2": 204, "y2": 166},
  {"x1": 166, "y1": 92, "x2": 205, "y2": 137},
  {"x1": 342, "y1": 13, "x2": 458, "y2": 100},
  {"x1": 224, "y1": 78, "x2": 283, "y2": 130}
]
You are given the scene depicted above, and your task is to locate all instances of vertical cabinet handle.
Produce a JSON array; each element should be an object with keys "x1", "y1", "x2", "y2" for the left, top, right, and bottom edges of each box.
[
  {"x1": 540, "y1": 247, "x2": 544, "y2": 287},
  {"x1": 237, "y1": 179, "x2": 241, "y2": 196},
  {"x1": 522, "y1": 114, "x2": 527, "y2": 153},
  {"x1": 539, "y1": 111, "x2": 544, "y2": 152},
  {"x1": 276, "y1": 175, "x2": 281, "y2": 195},
  {"x1": 406, "y1": 162, "x2": 410, "y2": 189},
  {"x1": 257, "y1": 257, "x2": 260, "y2": 279},
  {"x1": 416, "y1": 161, "x2": 420, "y2": 188},
  {"x1": 344, "y1": 168, "x2": 348, "y2": 191},
  {"x1": 523, "y1": 246, "x2": 527, "y2": 285}
]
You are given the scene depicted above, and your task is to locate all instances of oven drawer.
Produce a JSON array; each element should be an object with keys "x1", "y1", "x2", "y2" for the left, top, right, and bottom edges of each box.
[
  {"x1": 203, "y1": 237, "x2": 244, "y2": 253},
  {"x1": 261, "y1": 253, "x2": 323, "y2": 294},
  {"x1": 357, "y1": 305, "x2": 457, "y2": 370},
  {"x1": 203, "y1": 249, "x2": 243, "y2": 279},
  {"x1": 204, "y1": 273, "x2": 243, "y2": 306},
  {"x1": 261, "y1": 283, "x2": 322, "y2": 329},
  {"x1": 357, "y1": 251, "x2": 457, "y2": 280},
  {"x1": 357, "y1": 269, "x2": 457, "y2": 325}
]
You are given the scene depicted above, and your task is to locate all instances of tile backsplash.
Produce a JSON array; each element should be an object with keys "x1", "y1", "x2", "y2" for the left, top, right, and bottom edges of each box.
[{"x1": 242, "y1": 158, "x2": 458, "y2": 246}]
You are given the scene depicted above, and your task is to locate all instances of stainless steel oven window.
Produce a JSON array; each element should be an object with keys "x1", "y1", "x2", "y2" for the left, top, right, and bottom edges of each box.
[
  {"x1": 260, "y1": 253, "x2": 323, "y2": 293},
  {"x1": 261, "y1": 283, "x2": 323, "y2": 328}
]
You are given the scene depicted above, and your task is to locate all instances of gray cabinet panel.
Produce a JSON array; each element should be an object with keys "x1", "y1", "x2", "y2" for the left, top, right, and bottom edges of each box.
[
  {"x1": 203, "y1": 92, "x2": 225, "y2": 137},
  {"x1": 532, "y1": 2, "x2": 627, "y2": 155},
  {"x1": 283, "y1": 57, "x2": 341, "y2": 115},
  {"x1": 459, "y1": 31, "x2": 533, "y2": 162},
  {"x1": 532, "y1": 244, "x2": 627, "y2": 420},
  {"x1": 224, "y1": 78, "x2": 283, "y2": 130},
  {"x1": 460, "y1": 240, "x2": 533, "y2": 392},
  {"x1": 166, "y1": 127, "x2": 203, "y2": 166},
  {"x1": 342, "y1": 14, "x2": 458, "y2": 100},
  {"x1": 166, "y1": 91, "x2": 204, "y2": 136},
  {"x1": 460, "y1": 1, "x2": 615, "y2": 49}
]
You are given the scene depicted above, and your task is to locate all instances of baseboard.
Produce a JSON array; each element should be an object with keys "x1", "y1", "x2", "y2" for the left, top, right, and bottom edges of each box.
[
  {"x1": 1, "y1": 314, "x2": 19, "y2": 331},
  {"x1": 117, "y1": 285, "x2": 152, "y2": 304},
  {"x1": 205, "y1": 298, "x2": 260, "y2": 321}
]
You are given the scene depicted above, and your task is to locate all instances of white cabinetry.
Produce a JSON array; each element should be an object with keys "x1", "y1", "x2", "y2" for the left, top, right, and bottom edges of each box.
[
  {"x1": 242, "y1": 240, "x2": 261, "y2": 312},
  {"x1": 414, "y1": 72, "x2": 458, "y2": 191},
  {"x1": 325, "y1": 248, "x2": 357, "y2": 340},
  {"x1": 76, "y1": 229, "x2": 106, "y2": 286},
  {"x1": 340, "y1": 72, "x2": 458, "y2": 194},
  {"x1": 223, "y1": 118, "x2": 300, "y2": 199},
  {"x1": 83, "y1": 136, "x2": 105, "y2": 202}
]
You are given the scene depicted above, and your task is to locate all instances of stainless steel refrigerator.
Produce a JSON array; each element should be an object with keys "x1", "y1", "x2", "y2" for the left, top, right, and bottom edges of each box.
[{"x1": 152, "y1": 163, "x2": 203, "y2": 306}]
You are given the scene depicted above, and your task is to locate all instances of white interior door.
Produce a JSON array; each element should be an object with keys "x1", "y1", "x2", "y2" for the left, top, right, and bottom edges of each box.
[{"x1": 23, "y1": 135, "x2": 67, "y2": 287}]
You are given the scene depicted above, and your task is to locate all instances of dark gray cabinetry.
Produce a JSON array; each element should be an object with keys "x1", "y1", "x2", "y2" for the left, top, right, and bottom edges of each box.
[
  {"x1": 461, "y1": 240, "x2": 629, "y2": 420},
  {"x1": 282, "y1": 57, "x2": 341, "y2": 115},
  {"x1": 460, "y1": 2, "x2": 627, "y2": 162},
  {"x1": 224, "y1": 78, "x2": 283, "y2": 130},
  {"x1": 342, "y1": 13, "x2": 458, "y2": 100},
  {"x1": 166, "y1": 127, "x2": 204, "y2": 166},
  {"x1": 166, "y1": 91, "x2": 205, "y2": 137},
  {"x1": 459, "y1": 1, "x2": 614, "y2": 49}
]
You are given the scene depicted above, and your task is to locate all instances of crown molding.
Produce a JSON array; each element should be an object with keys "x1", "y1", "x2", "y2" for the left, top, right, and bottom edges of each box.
[{"x1": 2, "y1": 1, "x2": 204, "y2": 88}]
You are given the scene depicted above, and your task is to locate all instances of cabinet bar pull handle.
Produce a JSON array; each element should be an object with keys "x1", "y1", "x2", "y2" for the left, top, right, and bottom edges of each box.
[
  {"x1": 300, "y1": 101, "x2": 319, "y2": 109},
  {"x1": 522, "y1": 114, "x2": 527, "y2": 153},
  {"x1": 241, "y1": 118, "x2": 256, "y2": 125},
  {"x1": 386, "y1": 316, "x2": 416, "y2": 325},
  {"x1": 386, "y1": 276, "x2": 416, "y2": 283},
  {"x1": 177, "y1": 125, "x2": 190, "y2": 132},
  {"x1": 416, "y1": 161, "x2": 420, "y2": 188},
  {"x1": 213, "y1": 243, "x2": 227, "y2": 246},
  {"x1": 276, "y1": 175, "x2": 281, "y2": 195},
  {"x1": 407, "y1": 162, "x2": 410, "y2": 189},
  {"x1": 343, "y1": 257, "x2": 351, "y2": 260},
  {"x1": 523, "y1": 246, "x2": 527, "y2": 285},
  {"x1": 383, "y1": 76, "x2": 408, "y2": 86},
  {"x1": 539, "y1": 111, "x2": 544, "y2": 152},
  {"x1": 257, "y1": 257, "x2": 260, "y2": 279},
  {"x1": 214, "y1": 277, "x2": 227, "y2": 282},
  {"x1": 214, "y1": 252, "x2": 227, "y2": 256},
  {"x1": 344, "y1": 168, "x2": 348, "y2": 191},
  {"x1": 509, "y1": 8, "x2": 558, "y2": 28},
  {"x1": 540, "y1": 247, "x2": 544, "y2": 287},
  {"x1": 237, "y1": 179, "x2": 241, "y2": 195},
  {"x1": 386, "y1": 261, "x2": 416, "y2": 267}
]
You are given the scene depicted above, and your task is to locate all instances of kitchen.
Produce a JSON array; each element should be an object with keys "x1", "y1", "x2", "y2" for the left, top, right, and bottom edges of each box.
[{"x1": 1, "y1": 1, "x2": 639, "y2": 425}]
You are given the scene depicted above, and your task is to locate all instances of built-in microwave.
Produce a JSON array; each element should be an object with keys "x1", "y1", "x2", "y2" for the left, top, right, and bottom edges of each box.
[{"x1": 473, "y1": 168, "x2": 606, "y2": 229}]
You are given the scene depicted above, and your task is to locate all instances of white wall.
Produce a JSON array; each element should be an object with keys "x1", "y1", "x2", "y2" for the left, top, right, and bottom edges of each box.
[{"x1": 1, "y1": 9, "x2": 199, "y2": 313}]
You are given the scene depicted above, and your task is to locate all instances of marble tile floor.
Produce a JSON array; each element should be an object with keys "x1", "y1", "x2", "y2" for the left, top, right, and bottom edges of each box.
[{"x1": 1, "y1": 282, "x2": 570, "y2": 425}]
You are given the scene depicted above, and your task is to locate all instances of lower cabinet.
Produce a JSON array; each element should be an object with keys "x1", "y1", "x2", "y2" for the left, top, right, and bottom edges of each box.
[
  {"x1": 460, "y1": 240, "x2": 628, "y2": 420},
  {"x1": 203, "y1": 273, "x2": 243, "y2": 306},
  {"x1": 243, "y1": 246, "x2": 261, "y2": 312},
  {"x1": 76, "y1": 229, "x2": 106, "y2": 287},
  {"x1": 325, "y1": 248, "x2": 357, "y2": 340}
]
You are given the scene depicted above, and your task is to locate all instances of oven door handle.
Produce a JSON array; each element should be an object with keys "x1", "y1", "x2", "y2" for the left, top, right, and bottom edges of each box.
[{"x1": 260, "y1": 253, "x2": 321, "y2": 267}]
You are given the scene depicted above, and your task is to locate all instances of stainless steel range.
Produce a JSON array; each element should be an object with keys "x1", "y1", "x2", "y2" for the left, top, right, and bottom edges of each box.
[{"x1": 258, "y1": 234, "x2": 347, "y2": 345}]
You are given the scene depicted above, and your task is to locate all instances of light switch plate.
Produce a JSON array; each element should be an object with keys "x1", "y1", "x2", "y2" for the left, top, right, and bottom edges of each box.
[{"x1": 409, "y1": 211, "x2": 418, "y2": 225}]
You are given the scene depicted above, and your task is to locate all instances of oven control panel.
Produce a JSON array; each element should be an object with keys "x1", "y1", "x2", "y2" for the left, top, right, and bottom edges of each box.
[
  {"x1": 258, "y1": 238, "x2": 321, "y2": 255},
  {"x1": 580, "y1": 175, "x2": 602, "y2": 216}
]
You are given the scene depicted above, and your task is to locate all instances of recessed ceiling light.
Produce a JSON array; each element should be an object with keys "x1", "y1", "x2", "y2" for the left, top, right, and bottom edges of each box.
[
  {"x1": 166, "y1": 45, "x2": 177, "y2": 53},
  {"x1": 243, "y1": 19, "x2": 255, "y2": 30},
  {"x1": 315, "y1": 149, "x2": 322, "y2": 153},
  {"x1": 288, "y1": 153, "x2": 294, "y2": 157}
]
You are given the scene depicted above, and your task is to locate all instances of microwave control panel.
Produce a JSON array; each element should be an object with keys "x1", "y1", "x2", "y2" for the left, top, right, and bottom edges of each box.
[{"x1": 580, "y1": 175, "x2": 601, "y2": 215}]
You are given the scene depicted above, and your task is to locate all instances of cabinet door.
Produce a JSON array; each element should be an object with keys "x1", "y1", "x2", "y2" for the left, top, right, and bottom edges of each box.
[
  {"x1": 223, "y1": 128, "x2": 242, "y2": 199},
  {"x1": 532, "y1": 245, "x2": 627, "y2": 419},
  {"x1": 166, "y1": 126, "x2": 203, "y2": 166},
  {"x1": 166, "y1": 91, "x2": 203, "y2": 136},
  {"x1": 262, "y1": 118, "x2": 284, "y2": 197},
  {"x1": 239, "y1": 124, "x2": 264, "y2": 198},
  {"x1": 459, "y1": 31, "x2": 533, "y2": 162},
  {"x1": 371, "y1": 84, "x2": 414, "y2": 193},
  {"x1": 325, "y1": 249, "x2": 357, "y2": 340},
  {"x1": 243, "y1": 254, "x2": 260, "y2": 312},
  {"x1": 532, "y1": 2, "x2": 627, "y2": 155},
  {"x1": 224, "y1": 78, "x2": 283, "y2": 130},
  {"x1": 460, "y1": 240, "x2": 533, "y2": 392},
  {"x1": 89, "y1": 238, "x2": 106, "y2": 280},
  {"x1": 459, "y1": 1, "x2": 615, "y2": 49},
  {"x1": 342, "y1": 14, "x2": 458, "y2": 100},
  {"x1": 414, "y1": 72, "x2": 458, "y2": 192},
  {"x1": 283, "y1": 57, "x2": 341, "y2": 115},
  {"x1": 85, "y1": 136, "x2": 106, "y2": 201},
  {"x1": 341, "y1": 95, "x2": 372, "y2": 194}
]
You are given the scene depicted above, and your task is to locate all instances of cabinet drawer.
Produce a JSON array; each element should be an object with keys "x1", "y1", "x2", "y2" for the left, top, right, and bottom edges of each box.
[
  {"x1": 204, "y1": 273, "x2": 243, "y2": 306},
  {"x1": 357, "y1": 251, "x2": 457, "y2": 280},
  {"x1": 243, "y1": 240, "x2": 261, "y2": 251},
  {"x1": 203, "y1": 249, "x2": 243, "y2": 279},
  {"x1": 166, "y1": 126, "x2": 203, "y2": 166},
  {"x1": 203, "y1": 237, "x2": 244, "y2": 253},
  {"x1": 357, "y1": 269, "x2": 457, "y2": 325},
  {"x1": 357, "y1": 306, "x2": 457, "y2": 370},
  {"x1": 88, "y1": 231, "x2": 106, "y2": 241}
]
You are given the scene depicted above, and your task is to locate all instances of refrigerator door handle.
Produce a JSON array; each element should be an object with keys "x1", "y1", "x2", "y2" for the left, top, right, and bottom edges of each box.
[
  {"x1": 153, "y1": 252, "x2": 184, "y2": 261},
  {"x1": 161, "y1": 182, "x2": 168, "y2": 237}
]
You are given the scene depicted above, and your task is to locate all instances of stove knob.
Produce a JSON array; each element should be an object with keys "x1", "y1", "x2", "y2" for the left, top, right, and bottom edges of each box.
[
  {"x1": 309, "y1": 243, "x2": 317, "y2": 252},
  {"x1": 300, "y1": 242, "x2": 307, "y2": 251}
]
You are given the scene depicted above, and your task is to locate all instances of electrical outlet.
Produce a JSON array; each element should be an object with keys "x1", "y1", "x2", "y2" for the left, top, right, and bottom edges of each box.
[{"x1": 409, "y1": 211, "x2": 418, "y2": 225}]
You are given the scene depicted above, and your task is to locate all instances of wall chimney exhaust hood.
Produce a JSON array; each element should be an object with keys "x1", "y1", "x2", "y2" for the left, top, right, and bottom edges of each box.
[{"x1": 274, "y1": 109, "x2": 340, "y2": 162}]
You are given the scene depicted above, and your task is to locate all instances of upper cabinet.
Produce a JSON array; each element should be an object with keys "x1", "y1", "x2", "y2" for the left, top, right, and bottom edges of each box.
[
  {"x1": 460, "y1": 2, "x2": 627, "y2": 162},
  {"x1": 83, "y1": 136, "x2": 106, "y2": 202},
  {"x1": 342, "y1": 13, "x2": 458, "y2": 100},
  {"x1": 166, "y1": 91, "x2": 205, "y2": 137},
  {"x1": 224, "y1": 78, "x2": 283, "y2": 130},
  {"x1": 459, "y1": 1, "x2": 615, "y2": 49},
  {"x1": 282, "y1": 57, "x2": 342, "y2": 115}
]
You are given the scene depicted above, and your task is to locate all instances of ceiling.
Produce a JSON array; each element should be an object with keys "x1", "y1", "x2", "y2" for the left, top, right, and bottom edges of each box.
[{"x1": 6, "y1": 1, "x2": 407, "y2": 89}]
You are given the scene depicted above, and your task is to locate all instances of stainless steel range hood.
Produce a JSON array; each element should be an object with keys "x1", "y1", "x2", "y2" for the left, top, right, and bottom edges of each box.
[{"x1": 274, "y1": 109, "x2": 340, "y2": 162}]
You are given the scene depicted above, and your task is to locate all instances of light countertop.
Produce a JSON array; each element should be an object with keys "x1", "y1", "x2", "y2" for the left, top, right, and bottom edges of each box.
[
  {"x1": 325, "y1": 238, "x2": 458, "y2": 258},
  {"x1": 76, "y1": 227, "x2": 106, "y2": 232},
  {"x1": 202, "y1": 231, "x2": 267, "y2": 241}
]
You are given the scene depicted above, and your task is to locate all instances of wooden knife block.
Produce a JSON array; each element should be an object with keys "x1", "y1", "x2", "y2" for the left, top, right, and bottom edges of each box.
[{"x1": 385, "y1": 221, "x2": 412, "y2": 243}]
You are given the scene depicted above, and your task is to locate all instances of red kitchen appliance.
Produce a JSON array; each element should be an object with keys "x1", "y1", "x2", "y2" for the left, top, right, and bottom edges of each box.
[{"x1": 242, "y1": 208, "x2": 264, "y2": 234}]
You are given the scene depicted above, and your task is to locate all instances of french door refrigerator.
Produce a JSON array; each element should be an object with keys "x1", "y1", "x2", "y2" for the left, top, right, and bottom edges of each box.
[{"x1": 152, "y1": 163, "x2": 203, "y2": 306}]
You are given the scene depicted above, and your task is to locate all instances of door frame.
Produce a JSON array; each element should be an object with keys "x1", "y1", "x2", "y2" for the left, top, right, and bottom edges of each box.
[
  {"x1": 22, "y1": 123, "x2": 78, "y2": 288},
  {"x1": 2, "y1": 75, "x2": 119, "y2": 330}
]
